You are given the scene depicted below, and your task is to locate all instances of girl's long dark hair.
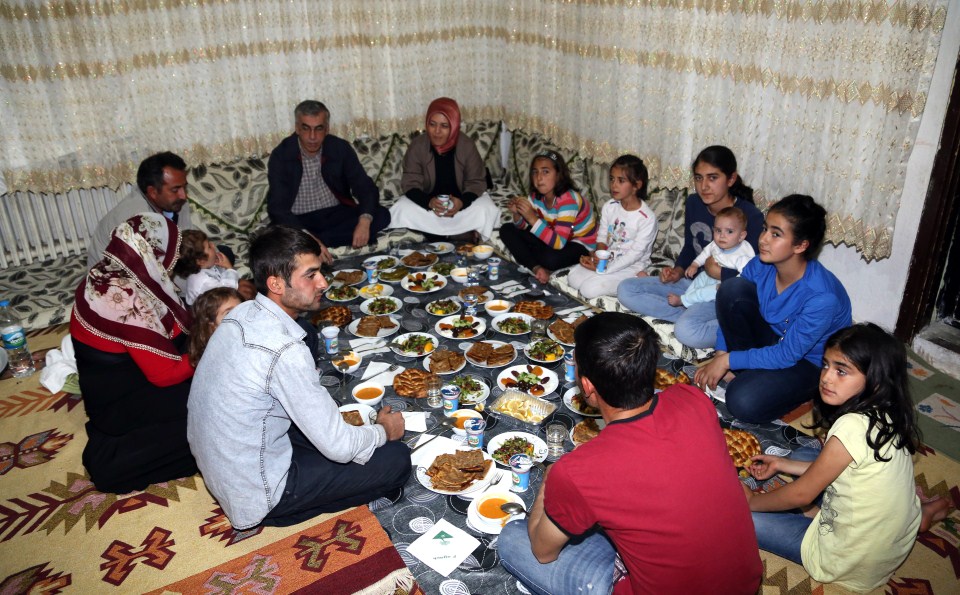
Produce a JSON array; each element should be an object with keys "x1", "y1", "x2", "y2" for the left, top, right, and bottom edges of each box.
[
  {"x1": 188, "y1": 287, "x2": 242, "y2": 367},
  {"x1": 811, "y1": 323, "x2": 921, "y2": 462},
  {"x1": 692, "y1": 145, "x2": 754, "y2": 204}
]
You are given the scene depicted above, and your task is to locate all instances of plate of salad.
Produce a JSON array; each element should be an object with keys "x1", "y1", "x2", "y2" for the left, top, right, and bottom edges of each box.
[
  {"x1": 486, "y1": 431, "x2": 548, "y2": 466},
  {"x1": 389, "y1": 332, "x2": 436, "y2": 357}
]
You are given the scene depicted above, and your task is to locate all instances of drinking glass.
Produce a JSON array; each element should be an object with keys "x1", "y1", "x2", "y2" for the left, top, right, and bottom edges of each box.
[
  {"x1": 425, "y1": 376, "x2": 443, "y2": 408},
  {"x1": 531, "y1": 319, "x2": 548, "y2": 341},
  {"x1": 546, "y1": 422, "x2": 567, "y2": 458}
]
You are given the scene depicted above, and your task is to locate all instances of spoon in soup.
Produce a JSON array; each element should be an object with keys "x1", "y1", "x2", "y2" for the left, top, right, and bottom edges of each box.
[{"x1": 500, "y1": 501, "x2": 527, "y2": 516}]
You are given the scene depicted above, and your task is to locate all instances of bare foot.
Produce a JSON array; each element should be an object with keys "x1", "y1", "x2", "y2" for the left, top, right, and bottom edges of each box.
[
  {"x1": 533, "y1": 266, "x2": 551, "y2": 284},
  {"x1": 919, "y1": 496, "x2": 951, "y2": 533}
]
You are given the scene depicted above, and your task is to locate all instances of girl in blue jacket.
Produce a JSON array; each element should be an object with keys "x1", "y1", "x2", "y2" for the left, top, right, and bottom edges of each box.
[{"x1": 694, "y1": 195, "x2": 852, "y2": 423}]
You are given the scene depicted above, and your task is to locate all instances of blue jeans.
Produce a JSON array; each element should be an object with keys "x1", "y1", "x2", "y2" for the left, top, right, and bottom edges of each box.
[
  {"x1": 750, "y1": 446, "x2": 821, "y2": 564},
  {"x1": 717, "y1": 278, "x2": 820, "y2": 423},
  {"x1": 617, "y1": 276, "x2": 718, "y2": 349},
  {"x1": 499, "y1": 519, "x2": 617, "y2": 595}
]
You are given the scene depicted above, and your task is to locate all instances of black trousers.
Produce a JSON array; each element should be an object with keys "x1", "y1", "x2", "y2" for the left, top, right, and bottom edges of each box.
[
  {"x1": 262, "y1": 425, "x2": 411, "y2": 527},
  {"x1": 296, "y1": 204, "x2": 390, "y2": 248},
  {"x1": 498, "y1": 223, "x2": 589, "y2": 272}
]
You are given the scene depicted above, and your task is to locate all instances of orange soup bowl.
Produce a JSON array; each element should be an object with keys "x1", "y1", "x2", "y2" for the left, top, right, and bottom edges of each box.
[
  {"x1": 484, "y1": 299, "x2": 513, "y2": 316},
  {"x1": 332, "y1": 351, "x2": 362, "y2": 375},
  {"x1": 450, "y1": 409, "x2": 483, "y2": 436},
  {"x1": 474, "y1": 491, "x2": 524, "y2": 527},
  {"x1": 351, "y1": 381, "x2": 385, "y2": 407}
]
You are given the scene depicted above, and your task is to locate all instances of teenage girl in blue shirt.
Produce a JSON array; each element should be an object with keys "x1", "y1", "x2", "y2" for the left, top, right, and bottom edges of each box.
[{"x1": 694, "y1": 194, "x2": 852, "y2": 423}]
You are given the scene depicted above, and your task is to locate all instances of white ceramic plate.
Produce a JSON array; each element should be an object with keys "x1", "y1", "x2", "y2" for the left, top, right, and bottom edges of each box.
[
  {"x1": 464, "y1": 340, "x2": 518, "y2": 369},
  {"x1": 423, "y1": 350, "x2": 467, "y2": 375},
  {"x1": 363, "y1": 255, "x2": 400, "y2": 270},
  {"x1": 429, "y1": 262, "x2": 458, "y2": 277},
  {"x1": 401, "y1": 272, "x2": 447, "y2": 294},
  {"x1": 389, "y1": 332, "x2": 437, "y2": 357},
  {"x1": 523, "y1": 338, "x2": 566, "y2": 364},
  {"x1": 547, "y1": 321, "x2": 576, "y2": 347},
  {"x1": 425, "y1": 298, "x2": 462, "y2": 316},
  {"x1": 415, "y1": 448, "x2": 496, "y2": 495},
  {"x1": 347, "y1": 316, "x2": 401, "y2": 339},
  {"x1": 358, "y1": 283, "x2": 394, "y2": 299},
  {"x1": 325, "y1": 285, "x2": 361, "y2": 302},
  {"x1": 491, "y1": 312, "x2": 536, "y2": 336},
  {"x1": 497, "y1": 364, "x2": 559, "y2": 397},
  {"x1": 434, "y1": 314, "x2": 487, "y2": 340},
  {"x1": 331, "y1": 268, "x2": 367, "y2": 287},
  {"x1": 572, "y1": 418, "x2": 607, "y2": 447},
  {"x1": 458, "y1": 288, "x2": 494, "y2": 303},
  {"x1": 359, "y1": 296, "x2": 403, "y2": 316},
  {"x1": 338, "y1": 403, "x2": 376, "y2": 426},
  {"x1": 400, "y1": 251, "x2": 440, "y2": 269},
  {"x1": 427, "y1": 241, "x2": 455, "y2": 255},
  {"x1": 486, "y1": 431, "x2": 549, "y2": 466},
  {"x1": 562, "y1": 386, "x2": 601, "y2": 418},
  {"x1": 377, "y1": 267, "x2": 410, "y2": 284},
  {"x1": 450, "y1": 374, "x2": 491, "y2": 405}
]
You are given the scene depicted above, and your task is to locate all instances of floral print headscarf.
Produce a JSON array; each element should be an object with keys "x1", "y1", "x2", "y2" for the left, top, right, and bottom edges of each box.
[{"x1": 73, "y1": 213, "x2": 191, "y2": 359}]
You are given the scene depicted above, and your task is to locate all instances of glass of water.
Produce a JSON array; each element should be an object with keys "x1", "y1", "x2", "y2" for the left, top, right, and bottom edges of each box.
[
  {"x1": 546, "y1": 422, "x2": 567, "y2": 458},
  {"x1": 425, "y1": 375, "x2": 443, "y2": 409}
]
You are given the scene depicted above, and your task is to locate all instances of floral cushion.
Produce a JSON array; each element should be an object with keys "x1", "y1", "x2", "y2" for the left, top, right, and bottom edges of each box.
[
  {"x1": 462, "y1": 120, "x2": 504, "y2": 181},
  {"x1": 353, "y1": 133, "x2": 400, "y2": 204},
  {"x1": 187, "y1": 157, "x2": 270, "y2": 233},
  {"x1": 0, "y1": 254, "x2": 86, "y2": 331},
  {"x1": 377, "y1": 132, "x2": 413, "y2": 205}
]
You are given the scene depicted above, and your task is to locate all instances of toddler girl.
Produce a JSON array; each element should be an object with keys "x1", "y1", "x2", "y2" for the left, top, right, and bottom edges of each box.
[
  {"x1": 187, "y1": 287, "x2": 242, "y2": 366},
  {"x1": 566, "y1": 155, "x2": 658, "y2": 299},
  {"x1": 174, "y1": 229, "x2": 241, "y2": 306},
  {"x1": 498, "y1": 151, "x2": 597, "y2": 284},
  {"x1": 744, "y1": 323, "x2": 948, "y2": 591},
  {"x1": 667, "y1": 206, "x2": 754, "y2": 308}
]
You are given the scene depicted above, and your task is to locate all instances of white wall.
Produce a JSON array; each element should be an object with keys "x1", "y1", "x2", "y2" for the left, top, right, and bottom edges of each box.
[{"x1": 819, "y1": 7, "x2": 960, "y2": 331}]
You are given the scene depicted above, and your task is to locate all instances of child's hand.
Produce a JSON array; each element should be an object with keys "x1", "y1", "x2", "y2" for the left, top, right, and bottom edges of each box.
[
  {"x1": 515, "y1": 198, "x2": 537, "y2": 221},
  {"x1": 215, "y1": 252, "x2": 234, "y2": 269},
  {"x1": 685, "y1": 264, "x2": 699, "y2": 279},
  {"x1": 667, "y1": 293, "x2": 683, "y2": 307},
  {"x1": 579, "y1": 254, "x2": 597, "y2": 271},
  {"x1": 659, "y1": 267, "x2": 682, "y2": 284},
  {"x1": 635, "y1": 270, "x2": 649, "y2": 278},
  {"x1": 747, "y1": 455, "x2": 781, "y2": 481}
]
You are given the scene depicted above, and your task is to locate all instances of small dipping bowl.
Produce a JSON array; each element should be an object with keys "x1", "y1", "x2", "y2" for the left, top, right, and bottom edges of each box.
[
  {"x1": 450, "y1": 409, "x2": 483, "y2": 436},
  {"x1": 474, "y1": 491, "x2": 524, "y2": 529},
  {"x1": 484, "y1": 299, "x2": 513, "y2": 316},
  {"x1": 352, "y1": 380, "x2": 385, "y2": 407},
  {"x1": 332, "y1": 351, "x2": 362, "y2": 375},
  {"x1": 450, "y1": 267, "x2": 470, "y2": 283},
  {"x1": 472, "y1": 245, "x2": 495, "y2": 260}
]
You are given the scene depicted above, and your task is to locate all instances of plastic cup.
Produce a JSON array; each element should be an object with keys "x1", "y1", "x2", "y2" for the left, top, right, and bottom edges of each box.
[
  {"x1": 321, "y1": 326, "x2": 339, "y2": 354},
  {"x1": 363, "y1": 262, "x2": 379, "y2": 284},
  {"x1": 465, "y1": 418, "x2": 486, "y2": 449},
  {"x1": 595, "y1": 250, "x2": 611, "y2": 274},
  {"x1": 441, "y1": 385, "x2": 461, "y2": 416},
  {"x1": 509, "y1": 454, "x2": 533, "y2": 492},
  {"x1": 487, "y1": 257, "x2": 501, "y2": 280}
]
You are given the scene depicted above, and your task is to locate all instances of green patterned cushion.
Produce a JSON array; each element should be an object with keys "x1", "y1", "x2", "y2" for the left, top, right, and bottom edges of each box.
[
  {"x1": 378, "y1": 132, "x2": 413, "y2": 206},
  {"x1": 462, "y1": 120, "x2": 503, "y2": 181},
  {"x1": 187, "y1": 157, "x2": 270, "y2": 233},
  {"x1": 579, "y1": 157, "x2": 613, "y2": 213},
  {"x1": 353, "y1": 133, "x2": 399, "y2": 202},
  {"x1": 647, "y1": 186, "x2": 687, "y2": 268}
]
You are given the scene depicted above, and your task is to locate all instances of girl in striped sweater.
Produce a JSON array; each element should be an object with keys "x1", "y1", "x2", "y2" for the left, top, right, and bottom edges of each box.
[{"x1": 499, "y1": 151, "x2": 598, "y2": 284}]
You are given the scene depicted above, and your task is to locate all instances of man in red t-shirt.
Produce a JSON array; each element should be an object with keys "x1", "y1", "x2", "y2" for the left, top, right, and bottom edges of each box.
[{"x1": 499, "y1": 313, "x2": 763, "y2": 594}]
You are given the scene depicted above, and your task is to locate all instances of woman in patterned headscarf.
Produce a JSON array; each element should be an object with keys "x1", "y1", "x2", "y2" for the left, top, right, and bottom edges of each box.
[
  {"x1": 387, "y1": 97, "x2": 502, "y2": 241},
  {"x1": 71, "y1": 213, "x2": 198, "y2": 493}
]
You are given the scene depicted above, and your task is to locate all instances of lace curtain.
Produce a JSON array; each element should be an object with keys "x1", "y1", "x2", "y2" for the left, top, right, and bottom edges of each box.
[{"x1": 0, "y1": 0, "x2": 948, "y2": 260}]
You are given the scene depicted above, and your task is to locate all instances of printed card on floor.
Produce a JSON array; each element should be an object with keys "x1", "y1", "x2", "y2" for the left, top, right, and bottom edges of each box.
[{"x1": 407, "y1": 518, "x2": 480, "y2": 576}]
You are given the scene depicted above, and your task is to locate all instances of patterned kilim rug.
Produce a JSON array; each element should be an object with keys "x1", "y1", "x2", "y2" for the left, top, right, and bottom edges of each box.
[{"x1": 0, "y1": 324, "x2": 420, "y2": 594}]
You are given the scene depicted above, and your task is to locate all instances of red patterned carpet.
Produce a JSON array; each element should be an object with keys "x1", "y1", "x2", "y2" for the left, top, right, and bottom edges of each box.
[{"x1": 0, "y1": 325, "x2": 419, "y2": 594}]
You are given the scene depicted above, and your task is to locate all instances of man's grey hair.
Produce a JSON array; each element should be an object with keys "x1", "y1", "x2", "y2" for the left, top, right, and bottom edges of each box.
[{"x1": 294, "y1": 100, "x2": 330, "y2": 120}]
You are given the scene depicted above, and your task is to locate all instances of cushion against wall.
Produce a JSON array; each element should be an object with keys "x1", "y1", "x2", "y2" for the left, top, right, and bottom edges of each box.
[
  {"x1": 187, "y1": 157, "x2": 270, "y2": 233},
  {"x1": 377, "y1": 132, "x2": 413, "y2": 205},
  {"x1": 461, "y1": 120, "x2": 504, "y2": 181},
  {"x1": 353, "y1": 133, "x2": 400, "y2": 203}
]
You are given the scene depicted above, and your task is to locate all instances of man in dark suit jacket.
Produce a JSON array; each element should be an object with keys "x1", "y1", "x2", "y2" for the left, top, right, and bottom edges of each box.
[{"x1": 267, "y1": 100, "x2": 390, "y2": 255}]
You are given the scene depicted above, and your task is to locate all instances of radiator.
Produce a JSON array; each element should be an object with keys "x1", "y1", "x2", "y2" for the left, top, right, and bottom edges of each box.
[{"x1": 0, "y1": 185, "x2": 128, "y2": 269}]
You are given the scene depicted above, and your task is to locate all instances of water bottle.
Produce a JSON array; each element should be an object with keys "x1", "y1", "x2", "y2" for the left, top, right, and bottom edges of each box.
[{"x1": 0, "y1": 300, "x2": 35, "y2": 378}]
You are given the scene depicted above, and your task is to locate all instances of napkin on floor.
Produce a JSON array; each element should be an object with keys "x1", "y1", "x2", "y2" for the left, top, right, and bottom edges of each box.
[
  {"x1": 39, "y1": 334, "x2": 78, "y2": 394},
  {"x1": 350, "y1": 337, "x2": 390, "y2": 356},
  {"x1": 407, "y1": 519, "x2": 480, "y2": 577},
  {"x1": 360, "y1": 361, "x2": 404, "y2": 383},
  {"x1": 401, "y1": 411, "x2": 428, "y2": 432}
]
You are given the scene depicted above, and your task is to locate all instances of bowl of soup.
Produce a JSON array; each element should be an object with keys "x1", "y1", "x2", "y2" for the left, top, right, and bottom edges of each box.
[
  {"x1": 333, "y1": 351, "x2": 362, "y2": 375},
  {"x1": 484, "y1": 299, "x2": 513, "y2": 316},
  {"x1": 473, "y1": 491, "x2": 524, "y2": 529},
  {"x1": 450, "y1": 409, "x2": 483, "y2": 436},
  {"x1": 352, "y1": 381, "x2": 385, "y2": 407},
  {"x1": 450, "y1": 267, "x2": 470, "y2": 283}
]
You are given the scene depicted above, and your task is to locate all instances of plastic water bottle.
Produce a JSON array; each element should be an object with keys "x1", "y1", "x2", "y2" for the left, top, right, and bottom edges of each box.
[{"x1": 0, "y1": 300, "x2": 35, "y2": 378}]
